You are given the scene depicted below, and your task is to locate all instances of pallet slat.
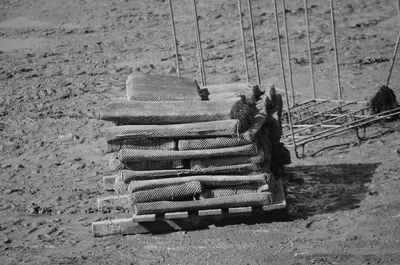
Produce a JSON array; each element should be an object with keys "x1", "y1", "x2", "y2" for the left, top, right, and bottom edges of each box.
[
  {"x1": 198, "y1": 209, "x2": 222, "y2": 216},
  {"x1": 165, "y1": 212, "x2": 189, "y2": 219},
  {"x1": 228, "y1": 206, "x2": 252, "y2": 214}
]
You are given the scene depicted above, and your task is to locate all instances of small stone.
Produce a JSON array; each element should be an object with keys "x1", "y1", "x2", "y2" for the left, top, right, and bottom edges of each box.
[
  {"x1": 3, "y1": 238, "x2": 11, "y2": 244},
  {"x1": 57, "y1": 133, "x2": 75, "y2": 142},
  {"x1": 286, "y1": 186, "x2": 296, "y2": 193},
  {"x1": 395, "y1": 148, "x2": 400, "y2": 155},
  {"x1": 287, "y1": 194, "x2": 296, "y2": 200}
]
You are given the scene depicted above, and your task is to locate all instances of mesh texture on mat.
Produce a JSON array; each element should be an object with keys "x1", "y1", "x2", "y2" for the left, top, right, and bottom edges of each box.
[
  {"x1": 133, "y1": 192, "x2": 273, "y2": 215},
  {"x1": 105, "y1": 138, "x2": 176, "y2": 153},
  {"x1": 176, "y1": 114, "x2": 266, "y2": 151},
  {"x1": 99, "y1": 98, "x2": 249, "y2": 126},
  {"x1": 178, "y1": 136, "x2": 251, "y2": 151},
  {"x1": 201, "y1": 184, "x2": 261, "y2": 199},
  {"x1": 125, "y1": 72, "x2": 207, "y2": 100},
  {"x1": 113, "y1": 163, "x2": 261, "y2": 193},
  {"x1": 189, "y1": 149, "x2": 265, "y2": 170},
  {"x1": 118, "y1": 143, "x2": 258, "y2": 162},
  {"x1": 103, "y1": 120, "x2": 239, "y2": 142},
  {"x1": 120, "y1": 163, "x2": 261, "y2": 182},
  {"x1": 130, "y1": 181, "x2": 203, "y2": 203},
  {"x1": 127, "y1": 173, "x2": 270, "y2": 193},
  {"x1": 109, "y1": 155, "x2": 184, "y2": 172}
]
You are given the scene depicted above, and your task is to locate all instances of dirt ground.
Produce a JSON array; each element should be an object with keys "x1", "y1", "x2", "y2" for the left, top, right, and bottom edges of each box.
[{"x1": 1, "y1": 0, "x2": 400, "y2": 264}]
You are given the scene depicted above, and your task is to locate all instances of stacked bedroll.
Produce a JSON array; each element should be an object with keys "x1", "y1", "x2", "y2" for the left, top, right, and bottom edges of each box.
[{"x1": 93, "y1": 72, "x2": 289, "y2": 236}]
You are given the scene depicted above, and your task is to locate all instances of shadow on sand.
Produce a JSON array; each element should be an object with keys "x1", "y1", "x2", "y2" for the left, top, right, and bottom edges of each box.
[
  {"x1": 131, "y1": 163, "x2": 380, "y2": 234},
  {"x1": 285, "y1": 162, "x2": 381, "y2": 219}
]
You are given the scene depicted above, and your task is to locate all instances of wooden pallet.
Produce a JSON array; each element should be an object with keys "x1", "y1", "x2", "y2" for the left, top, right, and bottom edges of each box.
[{"x1": 92, "y1": 177, "x2": 286, "y2": 236}]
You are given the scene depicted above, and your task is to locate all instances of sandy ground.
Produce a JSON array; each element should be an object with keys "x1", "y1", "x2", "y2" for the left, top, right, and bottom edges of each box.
[{"x1": 1, "y1": 0, "x2": 400, "y2": 264}]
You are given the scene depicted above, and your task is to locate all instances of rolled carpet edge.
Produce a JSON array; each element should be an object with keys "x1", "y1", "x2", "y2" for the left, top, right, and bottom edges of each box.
[
  {"x1": 133, "y1": 192, "x2": 272, "y2": 215},
  {"x1": 189, "y1": 150, "x2": 265, "y2": 170},
  {"x1": 99, "y1": 98, "x2": 243, "y2": 125},
  {"x1": 103, "y1": 119, "x2": 240, "y2": 142},
  {"x1": 119, "y1": 163, "x2": 261, "y2": 184},
  {"x1": 127, "y1": 173, "x2": 270, "y2": 193},
  {"x1": 130, "y1": 181, "x2": 203, "y2": 204},
  {"x1": 119, "y1": 143, "x2": 258, "y2": 162}
]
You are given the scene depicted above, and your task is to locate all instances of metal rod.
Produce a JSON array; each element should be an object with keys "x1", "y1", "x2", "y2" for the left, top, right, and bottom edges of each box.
[
  {"x1": 295, "y1": 102, "x2": 354, "y2": 124},
  {"x1": 324, "y1": 113, "x2": 370, "y2": 118},
  {"x1": 238, "y1": 0, "x2": 250, "y2": 83},
  {"x1": 272, "y1": 0, "x2": 298, "y2": 156},
  {"x1": 291, "y1": 100, "x2": 329, "y2": 112},
  {"x1": 281, "y1": 0, "x2": 295, "y2": 105},
  {"x1": 192, "y1": 0, "x2": 207, "y2": 86},
  {"x1": 287, "y1": 98, "x2": 315, "y2": 108},
  {"x1": 386, "y1": 31, "x2": 400, "y2": 87},
  {"x1": 297, "y1": 108, "x2": 400, "y2": 146},
  {"x1": 168, "y1": 0, "x2": 181, "y2": 76},
  {"x1": 294, "y1": 107, "x2": 400, "y2": 144},
  {"x1": 293, "y1": 98, "x2": 367, "y2": 106},
  {"x1": 285, "y1": 104, "x2": 368, "y2": 137},
  {"x1": 247, "y1": 0, "x2": 261, "y2": 85},
  {"x1": 329, "y1": 0, "x2": 342, "y2": 100},
  {"x1": 313, "y1": 99, "x2": 367, "y2": 104},
  {"x1": 283, "y1": 107, "x2": 370, "y2": 137},
  {"x1": 284, "y1": 124, "x2": 341, "y2": 129},
  {"x1": 385, "y1": 0, "x2": 400, "y2": 87},
  {"x1": 398, "y1": 0, "x2": 400, "y2": 16},
  {"x1": 303, "y1": 0, "x2": 316, "y2": 99}
]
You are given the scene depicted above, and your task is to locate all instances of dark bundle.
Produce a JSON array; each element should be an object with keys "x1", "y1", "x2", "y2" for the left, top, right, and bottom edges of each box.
[{"x1": 369, "y1": 85, "x2": 399, "y2": 117}]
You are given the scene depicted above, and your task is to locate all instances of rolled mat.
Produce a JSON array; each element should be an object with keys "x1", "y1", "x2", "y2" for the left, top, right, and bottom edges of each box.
[
  {"x1": 113, "y1": 164, "x2": 261, "y2": 193},
  {"x1": 105, "y1": 138, "x2": 176, "y2": 153},
  {"x1": 130, "y1": 181, "x2": 203, "y2": 203},
  {"x1": 119, "y1": 144, "x2": 257, "y2": 163},
  {"x1": 109, "y1": 156, "x2": 184, "y2": 171},
  {"x1": 178, "y1": 136, "x2": 251, "y2": 151},
  {"x1": 133, "y1": 192, "x2": 273, "y2": 215},
  {"x1": 99, "y1": 97, "x2": 248, "y2": 126},
  {"x1": 127, "y1": 173, "x2": 270, "y2": 193},
  {"x1": 177, "y1": 114, "x2": 267, "y2": 151},
  {"x1": 190, "y1": 150, "x2": 265, "y2": 170},
  {"x1": 125, "y1": 72, "x2": 208, "y2": 101},
  {"x1": 103, "y1": 120, "x2": 239, "y2": 142},
  {"x1": 201, "y1": 184, "x2": 261, "y2": 199}
]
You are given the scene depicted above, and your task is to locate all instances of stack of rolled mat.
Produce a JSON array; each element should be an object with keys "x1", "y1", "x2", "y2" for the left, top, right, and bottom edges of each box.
[{"x1": 99, "y1": 73, "x2": 289, "y2": 215}]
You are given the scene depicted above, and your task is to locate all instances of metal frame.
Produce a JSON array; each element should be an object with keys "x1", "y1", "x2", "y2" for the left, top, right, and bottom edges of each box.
[
  {"x1": 273, "y1": 0, "x2": 400, "y2": 158},
  {"x1": 166, "y1": 0, "x2": 400, "y2": 159}
]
